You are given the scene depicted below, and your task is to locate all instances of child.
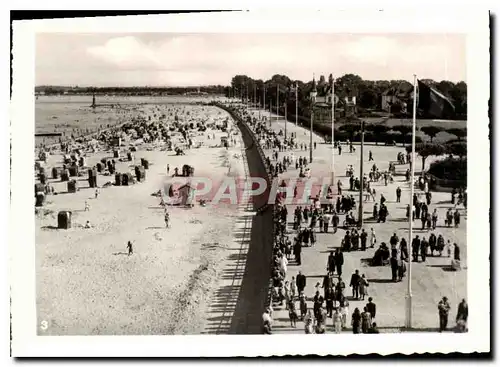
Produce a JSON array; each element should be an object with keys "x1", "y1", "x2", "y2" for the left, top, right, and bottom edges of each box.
[
  {"x1": 299, "y1": 293, "x2": 308, "y2": 320},
  {"x1": 288, "y1": 299, "x2": 298, "y2": 328},
  {"x1": 290, "y1": 276, "x2": 297, "y2": 300}
]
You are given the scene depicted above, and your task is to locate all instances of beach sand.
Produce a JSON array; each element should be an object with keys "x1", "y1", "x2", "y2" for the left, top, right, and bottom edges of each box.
[{"x1": 36, "y1": 103, "x2": 251, "y2": 335}]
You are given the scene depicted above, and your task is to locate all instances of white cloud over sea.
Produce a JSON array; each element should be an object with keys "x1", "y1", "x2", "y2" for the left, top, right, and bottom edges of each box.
[{"x1": 36, "y1": 33, "x2": 466, "y2": 86}]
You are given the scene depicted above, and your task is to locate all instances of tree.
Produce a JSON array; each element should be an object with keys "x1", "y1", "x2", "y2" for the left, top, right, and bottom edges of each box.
[
  {"x1": 365, "y1": 124, "x2": 389, "y2": 145},
  {"x1": 406, "y1": 143, "x2": 446, "y2": 173},
  {"x1": 447, "y1": 128, "x2": 467, "y2": 141},
  {"x1": 420, "y1": 126, "x2": 444, "y2": 142},
  {"x1": 392, "y1": 125, "x2": 412, "y2": 146},
  {"x1": 339, "y1": 123, "x2": 360, "y2": 141},
  {"x1": 446, "y1": 141, "x2": 467, "y2": 160}
]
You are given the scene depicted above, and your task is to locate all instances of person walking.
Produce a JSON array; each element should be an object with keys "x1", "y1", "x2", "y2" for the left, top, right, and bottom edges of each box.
[
  {"x1": 351, "y1": 308, "x2": 361, "y2": 334},
  {"x1": 127, "y1": 241, "x2": 133, "y2": 256},
  {"x1": 359, "y1": 274, "x2": 369, "y2": 300},
  {"x1": 438, "y1": 296, "x2": 451, "y2": 332},
  {"x1": 454, "y1": 209, "x2": 461, "y2": 228},
  {"x1": 332, "y1": 211, "x2": 339, "y2": 233},
  {"x1": 361, "y1": 307, "x2": 373, "y2": 333},
  {"x1": 420, "y1": 237, "x2": 429, "y2": 262},
  {"x1": 432, "y1": 208, "x2": 438, "y2": 230},
  {"x1": 327, "y1": 251, "x2": 336, "y2": 276},
  {"x1": 334, "y1": 249, "x2": 344, "y2": 277},
  {"x1": 296, "y1": 271, "x2": 306, "y2": 294},
  {"x1": 84, "y1": 200, "x2": 90, "y2": 212},
  {"x1": 456, "y1": 299, "x2": 468, "y2": 332},
  {"x1": 390, "y1": 255, "x2": 399, "y2": 281},
  {"x1": 366, "y1": 297, "x2": 376, "y2": 321},
  {"x1": 290, "y1": 276, "x2": 297, "y2": 300},
  {"x1": 293, "y1": 240, "x2": 302, "y2": 265},
  {"x1": 262, "y1": 308, "x2": 273, "y2": 334},
  {"x1": 369, "y1": 150, "x2": 373, "y2": 161},
  {"x1": 332, "y1": 308, "x2": 342, "y2": 333},
  {"x1": 288, "y1": 299, "x2": 298, "y2": 328},
  {"x1": 350, "y1": 270, "x2": 361, "y2": 299},
  {"x1": 370, "y1": 228, "x2": 376, "y2": 248},
  {"x1": 360, "y1": 229, "x2": 368, "y2": 251}
]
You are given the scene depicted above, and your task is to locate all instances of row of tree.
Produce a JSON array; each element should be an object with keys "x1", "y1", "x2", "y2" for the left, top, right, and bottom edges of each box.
[
  {"x1": 228, "y1": 73, "x2": 467, "y2": 119},
  {"x1": 35, "y1": 85, "x2": 228, "y2": 96},
  {"x1": 331, "y1": 124, "x2": 467, "y2": 144}
]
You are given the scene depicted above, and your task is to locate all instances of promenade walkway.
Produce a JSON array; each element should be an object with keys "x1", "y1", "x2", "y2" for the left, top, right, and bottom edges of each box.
[{"x1": 250, "y1": 107, "x2": 467, "y2": 333}]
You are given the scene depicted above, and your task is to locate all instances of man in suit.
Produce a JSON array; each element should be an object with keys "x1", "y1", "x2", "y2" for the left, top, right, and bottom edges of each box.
[
  {"x1": 366, "y1": 297, "x2": 376, "y2": 320},
  {"x1": 334, "y1": 249, "x2": 344, "y2": 277},
  {"x1": 296, "y1": 271, "x2": 307, "y2": 295},
  {"x1": 349, "y1": 269, "x2": 361, "y2": 299}
]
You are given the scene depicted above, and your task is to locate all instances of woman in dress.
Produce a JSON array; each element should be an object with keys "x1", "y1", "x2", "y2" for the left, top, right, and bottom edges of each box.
[
  {"x1": 339, "y1": 295, "x2": 349, "y2": 329},
  {"x1": 351, "y1": 307, "x2": 361, "y2": 334},
  {"x1": 283, "y1": 281, "x2": 291, "y2": 310},
  {"x1": 332, "y1": 307, "x2": 342, "y2": 334},
  {"x1": 359, "y1": 274, "x2": 369, "y2": 300},
  {"x1": 361, "y1": 306, "x2": 373, "y2": 334},
  {"x1": 290, "y1": 276, "x2": 297, "y2": 301},
  {"x1": 288, "y1": 299, "x2": 298, "y2": 328}
]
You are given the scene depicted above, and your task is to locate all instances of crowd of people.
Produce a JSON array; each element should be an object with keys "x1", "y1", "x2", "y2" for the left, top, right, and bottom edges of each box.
[{"x1": 225, "y1": 103, "x2": 467, "y2": 335}]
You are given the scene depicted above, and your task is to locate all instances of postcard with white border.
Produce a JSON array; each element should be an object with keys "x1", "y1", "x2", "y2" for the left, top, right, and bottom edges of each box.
[{"x1": 10, "y1": 8, "x2": 490, "y2": 357}]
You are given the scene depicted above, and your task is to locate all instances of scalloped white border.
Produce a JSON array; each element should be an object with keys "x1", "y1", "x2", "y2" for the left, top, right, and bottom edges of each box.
[{"x1": 9, "y1": 7, "x2": 490, "y2": 357}]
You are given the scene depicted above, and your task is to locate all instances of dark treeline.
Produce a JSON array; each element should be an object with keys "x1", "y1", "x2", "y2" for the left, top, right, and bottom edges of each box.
[
  {"x1": 35, "y1": 85, "x2": 227, "y2": 96},
  {"x1": 227, "y1": 74, "x2": 467, "y2": 120}
]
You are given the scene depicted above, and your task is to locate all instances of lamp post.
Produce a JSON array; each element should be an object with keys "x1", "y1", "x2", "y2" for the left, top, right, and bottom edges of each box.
[
  {"x1": 309, "y1": 77, "x2": 317, "y2": 163},
  {"x1": 358, "y1": 119, "x2": 365, "y2": 227}
]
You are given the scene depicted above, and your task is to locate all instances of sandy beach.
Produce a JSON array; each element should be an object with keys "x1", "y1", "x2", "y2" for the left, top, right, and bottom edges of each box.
[{"x1": 36, "y1": 100, "x2": 254, "y2": 335}]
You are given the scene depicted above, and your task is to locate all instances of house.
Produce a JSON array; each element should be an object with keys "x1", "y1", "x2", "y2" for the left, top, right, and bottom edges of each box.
[
  {"x1": 381, "y1": 84, "x2": 413, "y2": 113},
  {"x1": 313, "y1": 84, "x2": 358, "y2": 122}
]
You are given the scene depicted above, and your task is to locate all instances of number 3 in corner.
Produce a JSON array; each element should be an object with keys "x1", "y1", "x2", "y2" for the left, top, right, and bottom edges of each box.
[{"x1": 40, "y1": 320, "x2": 48, "y2": 331}]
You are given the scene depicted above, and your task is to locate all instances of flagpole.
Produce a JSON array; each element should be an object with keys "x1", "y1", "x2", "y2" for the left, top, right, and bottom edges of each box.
[
  {"x1": 406, "y1": 74, "x2": 417, "y2": 329},
  {"x1": 285, "y1": 96, "x2": 288, "y2": 140},
  {"x1": 264, "y1": 86, "x2": 266, "y2": 123},
  {"x1": 295, "y1": 82, "x2": 298, "y2": 127},
  {"x1": 331, "y1": 77, "x2": 335, "y2": 186},
  {"x1": 277, "y1": 84, "x2": 279, "y2": 122}
]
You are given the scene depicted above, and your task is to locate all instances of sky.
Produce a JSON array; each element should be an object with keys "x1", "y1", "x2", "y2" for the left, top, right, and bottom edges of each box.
[{"x1": 35, "y1": 33, "x2": 466, "y2": 87}]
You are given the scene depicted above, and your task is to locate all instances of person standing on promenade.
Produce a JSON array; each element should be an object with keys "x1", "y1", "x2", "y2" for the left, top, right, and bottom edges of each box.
[
  {"x1": 438, "y1": 297, "x2": 451, "y2": 332},
  {"x1": 366, "y1": 297, "x2": 376, "y2": 321},
  {"x1": 361, "y1": 307, "x2": 372, "y2": 333},
  {"x1": 360, "y1": 229, "x2": 368, "y2": 251},
  {"x1": 296, "y1": 271, "x2": 306, "y2": 294},
  {"x1": 262, "y1": 308, "x2": 273, "y2": 334},
  {"x1": 327, "y1": 251, "x2": 336, "y2": 276},
  {"x1": 456, "y1": 299, "x2": 468, "y2": 332},
  {"x1": 127, "y1": 241, "x2": 133, "y2": 256},
  {"x1": 332, "y1": 211, "x2": 339, "y2": 233},
  {"x1": 351, "y1": 308, "x2": 361, "y2": 334},
  {"x1": 334, "y1": 249, "x2": 344, "y2": 277},
  {"x1": 350, "y1": 269, "x2": 361, "y2": 299},
  {"x1": 396, "y1": 186, "x2": 402, "y2": 203},
  {"x1": 370, "y1": 228, "x2": 376, "y2": 248},
  {"x1": 332, "y1": 308, "x2": 342, "y2": 333},
  {"x1": 293, "y1": 239, "x2": 302, "y2": 265}
]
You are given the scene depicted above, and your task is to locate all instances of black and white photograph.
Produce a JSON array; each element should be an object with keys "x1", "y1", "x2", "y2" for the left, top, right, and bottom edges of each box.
[{"x1": 9, "y1": 8, "x2": 490, "y2": 357}]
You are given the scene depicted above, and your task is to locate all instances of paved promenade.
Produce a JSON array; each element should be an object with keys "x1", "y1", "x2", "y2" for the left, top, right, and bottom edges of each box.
[{"x1": 251, "y1": 107, "x2": 467, "y2": 333}]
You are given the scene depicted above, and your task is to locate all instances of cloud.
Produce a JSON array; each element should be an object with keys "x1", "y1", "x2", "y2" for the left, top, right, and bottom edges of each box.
[
  {"x1": 36, "y1": 33, "x2": 466, "y2": 86},
  {"x1": 87, "y1": 36, "x2": 161, "y2": 69}
]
